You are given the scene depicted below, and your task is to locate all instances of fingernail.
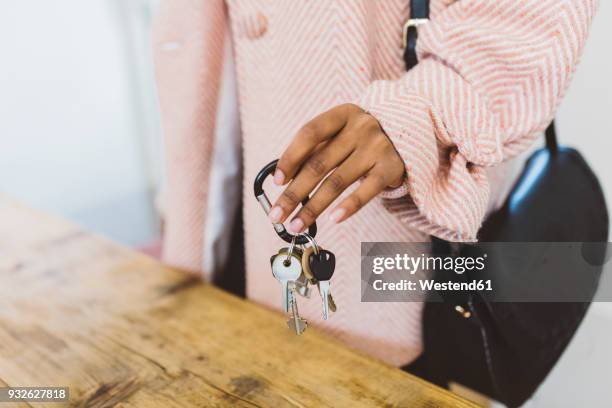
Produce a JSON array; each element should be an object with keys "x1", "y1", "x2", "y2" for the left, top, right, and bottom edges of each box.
[
  {"x1": 273, "y1": 169, "x2": 285, "y2": 185},
  {"x1": 329, "y1": 208, "x2": 346, "y2": 223},
  {"x1": 268, "y1": 206, "x2": 283, "y2": 223},
  {"x1": 288, "y1": 218, "x2": 304, "y2": 234}
]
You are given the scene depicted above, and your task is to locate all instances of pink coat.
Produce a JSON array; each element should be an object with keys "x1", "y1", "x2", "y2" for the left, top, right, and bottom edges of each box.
[{"x1": 153, "y1": 0, "x2": 597, "y2": 365}]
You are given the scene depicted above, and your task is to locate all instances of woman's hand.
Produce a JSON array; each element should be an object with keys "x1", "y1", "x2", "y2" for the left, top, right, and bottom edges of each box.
[{"x1": 268, "y1": 103, "x2": 405, "y2": 234}]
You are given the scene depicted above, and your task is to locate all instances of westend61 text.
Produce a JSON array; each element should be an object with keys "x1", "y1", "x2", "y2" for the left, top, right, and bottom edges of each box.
[{"x1": 372, "y1": 279, "x2": 493, "y2": 292}]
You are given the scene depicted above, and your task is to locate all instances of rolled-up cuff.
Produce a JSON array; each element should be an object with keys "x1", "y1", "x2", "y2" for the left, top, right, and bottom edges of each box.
[{"x1": 356, "y1": 79, "x2": 490, "y2": 242}]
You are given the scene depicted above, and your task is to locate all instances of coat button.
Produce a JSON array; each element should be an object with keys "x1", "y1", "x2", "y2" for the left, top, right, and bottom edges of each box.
[{"x1": 235, "y1": 11, "x2": 268, "y2": 40}]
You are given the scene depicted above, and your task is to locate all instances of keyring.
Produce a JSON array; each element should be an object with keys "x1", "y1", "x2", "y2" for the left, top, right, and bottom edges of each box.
[
  {"x1": 254, "y1": 159, "x2": 317, "y2": 245},
  {"x1": 299, "y1": 232, "x2": 320, "y2": 255},
  {"x1": 285, "y1": 235, "x2": 297, "y2": 264}
]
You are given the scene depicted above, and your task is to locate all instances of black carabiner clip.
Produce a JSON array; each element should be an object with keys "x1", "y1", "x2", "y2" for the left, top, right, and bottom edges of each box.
[{"x1": 254, "y1": 159, "x2": 317, "y2": 245}]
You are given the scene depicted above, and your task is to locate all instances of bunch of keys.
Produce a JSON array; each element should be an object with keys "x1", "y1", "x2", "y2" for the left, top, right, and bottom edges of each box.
[
  {"x1": 256, "y1": 159, "x2": 338, "y2": 336},
  {"x1": 270, "y1": 234, "x2": 337, "y2": 335}
]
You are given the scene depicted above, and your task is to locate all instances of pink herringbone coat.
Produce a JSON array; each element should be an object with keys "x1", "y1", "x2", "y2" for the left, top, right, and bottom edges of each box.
[{"x1": 153, "y1": 0, "x2": 597, "y2": 365}]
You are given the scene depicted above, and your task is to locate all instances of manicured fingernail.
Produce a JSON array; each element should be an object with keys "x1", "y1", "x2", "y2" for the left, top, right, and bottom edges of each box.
[
  {"x1": 329, "y1": 208, "x2": 346, "y2": 223},
  {"x1": 273, "y1": 169, "x2": 285, "y2": 185},
  {"x1": 268, "y1": 206, "x2": 283, "y2": 223},
  {"x1": 288, "y1": 218, "x2": 304, "y2": 233}
]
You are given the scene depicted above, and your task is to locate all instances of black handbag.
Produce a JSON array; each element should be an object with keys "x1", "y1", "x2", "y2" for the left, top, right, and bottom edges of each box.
[{"x1": 402, "y1": 1, "x2": 609, "y2": 406}]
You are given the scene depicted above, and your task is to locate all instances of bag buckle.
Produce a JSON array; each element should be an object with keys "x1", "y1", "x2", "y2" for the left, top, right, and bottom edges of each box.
[
  {"x1": 455, "y1": 305, "x2": 472, "y2": 319},
  {"x1": 402, "y1": 18, "x2": 429, "y2": 48}
]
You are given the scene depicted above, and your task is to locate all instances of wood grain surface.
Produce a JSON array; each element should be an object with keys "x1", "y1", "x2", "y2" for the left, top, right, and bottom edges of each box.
[{"x1": 0, "y1": 197, "x2": 479, "y2": 408}]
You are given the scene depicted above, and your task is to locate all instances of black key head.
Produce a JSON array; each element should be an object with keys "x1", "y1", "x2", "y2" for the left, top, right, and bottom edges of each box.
[{"x1": 309, "y1": 249, "x2": 336, "y2": 281}]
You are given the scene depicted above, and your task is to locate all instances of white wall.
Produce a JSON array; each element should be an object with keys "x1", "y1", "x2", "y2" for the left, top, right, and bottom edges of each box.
[
  {"x1": 0, "y1": 0, "x2": 161, "y2": 246},
  {"x1": 557, "y1": 1, "x2": 612, "y2": 210}
]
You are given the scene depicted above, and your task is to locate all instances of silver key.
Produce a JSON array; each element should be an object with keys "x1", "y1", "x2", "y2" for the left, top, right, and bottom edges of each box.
[
  {"x1": 287, "y1": 288, "x2": 308, "y2": 335},
  {"x1": 294, "y1": 273, "x2": 311, "y2": 298},
  {"x1": 300, "y1": 233, "x2": 336, "y2": 320},
  {"x1": 309, "y1": 249, "x2": 336, "y2": 320},
  {"x1": 271, "y1": 248, "x2": 303, "y2": 313},
  {"x1": 277, "y1": 246, "x2": 310, "y2": 297},
  {"x1": 317, "y1": 281, "x2": 331, "y2": 320}
]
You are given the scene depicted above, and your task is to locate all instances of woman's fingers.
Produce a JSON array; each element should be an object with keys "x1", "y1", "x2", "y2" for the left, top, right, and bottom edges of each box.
[
  {"x1": 269, "y1": 136, "x2": 353, "y2": 225},
  {"x1": 328, "y1": 166, "x2": 390, "y2": 224},
  {"x1": 274, "y1": 104, "x2": 356, "y2": 185},
  {"x1": 268, "y1": 103, "x2": 405, "y2": 230},
  {"x1": 286, "y1": 154, "x2": 371, "y2": 233}
]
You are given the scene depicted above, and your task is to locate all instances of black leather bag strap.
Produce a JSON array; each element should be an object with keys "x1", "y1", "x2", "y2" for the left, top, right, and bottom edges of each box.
[
  {"x1": 545, "y1": 120, "x2": 559, "y2": 153},
  {"x1": 403, "y1": 0, "x2": 429, "y2": 71},
  {"x1": 402, "y1": 0, "x2": 558, "y2": 150}
]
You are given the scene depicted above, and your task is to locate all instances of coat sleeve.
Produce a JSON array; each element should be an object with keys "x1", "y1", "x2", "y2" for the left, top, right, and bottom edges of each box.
[
  {"x1": 355, "y1": 0, "x2": 598, "y2": 242},
  {"x1": 152, "y1": 0, "x2": 227, "y2": 274}
]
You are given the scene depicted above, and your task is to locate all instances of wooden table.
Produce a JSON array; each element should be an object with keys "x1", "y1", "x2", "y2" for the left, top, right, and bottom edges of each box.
[{"x1": 0, "y1": 197, "x2": 478, "y2": 408}]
